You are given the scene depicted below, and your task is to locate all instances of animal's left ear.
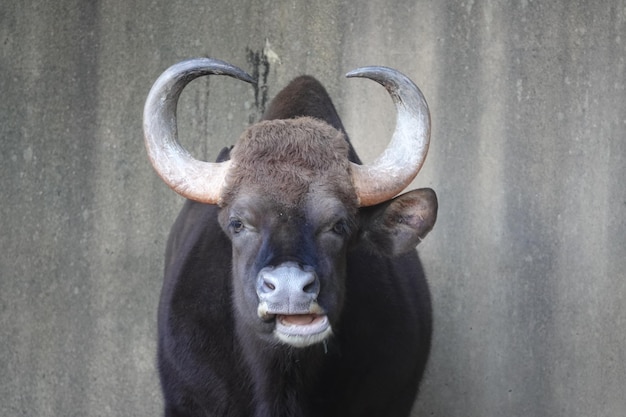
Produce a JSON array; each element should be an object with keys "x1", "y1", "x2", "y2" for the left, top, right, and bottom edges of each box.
[{"x1": 356, "y1": 188, "x2": 438, "y2": 257}]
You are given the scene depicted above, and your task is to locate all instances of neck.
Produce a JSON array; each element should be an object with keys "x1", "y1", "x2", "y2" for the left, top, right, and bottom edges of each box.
[{"x1": 237, "y1": 323, "x2": 330, "y2": 417}]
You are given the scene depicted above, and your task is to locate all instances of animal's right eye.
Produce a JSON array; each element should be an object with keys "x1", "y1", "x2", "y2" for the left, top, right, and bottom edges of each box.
[{"x1": 229, "y1": 218, "x2": 245, "y2": 234}]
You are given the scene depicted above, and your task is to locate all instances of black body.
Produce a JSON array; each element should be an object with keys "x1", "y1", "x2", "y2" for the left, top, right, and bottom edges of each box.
[{"x1": 157, "y1": 76, "x2": 433, "y2": 417}]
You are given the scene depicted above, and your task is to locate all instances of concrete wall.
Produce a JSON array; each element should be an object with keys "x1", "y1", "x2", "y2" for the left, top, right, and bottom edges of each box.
[{"x1": 1, "y1": 1, "x2": 624, "y2": 416}]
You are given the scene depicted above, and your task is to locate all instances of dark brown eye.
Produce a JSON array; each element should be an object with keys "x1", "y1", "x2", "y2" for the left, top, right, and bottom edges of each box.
[
  {"x1": 332, "y1": 219, "x2": 349, "y2": 236},
  {"x1": 229, "y1": 218, "x2": 245, "y2": 234}
]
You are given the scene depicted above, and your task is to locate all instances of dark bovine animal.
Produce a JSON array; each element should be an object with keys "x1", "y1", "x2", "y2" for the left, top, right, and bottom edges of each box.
[{"x1": 143, "y1": 58, "x2": 438, "y2": 417}]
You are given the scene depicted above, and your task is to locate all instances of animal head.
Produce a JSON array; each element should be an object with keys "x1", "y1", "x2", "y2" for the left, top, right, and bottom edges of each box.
[{"x1": 144, "y1": 58, "x2": 437, "y2": 348}]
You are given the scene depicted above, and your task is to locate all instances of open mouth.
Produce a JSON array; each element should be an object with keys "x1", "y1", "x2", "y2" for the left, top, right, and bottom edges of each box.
[
  {"x1": 273, "y1": 314, "x2": 332, "y2": 347},
  {"x1": 276, "y1": 314, "x2": 328, "y2": 333}
]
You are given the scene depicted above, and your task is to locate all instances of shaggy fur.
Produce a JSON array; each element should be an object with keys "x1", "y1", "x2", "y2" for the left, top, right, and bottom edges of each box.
[{"x1": 222, "y1": 117, "x2": 356, "y2": 209}]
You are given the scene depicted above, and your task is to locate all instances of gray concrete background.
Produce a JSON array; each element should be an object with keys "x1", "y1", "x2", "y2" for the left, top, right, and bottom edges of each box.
[{"x1": 1, "y1": 1, "x2": 625, "y2": 416}]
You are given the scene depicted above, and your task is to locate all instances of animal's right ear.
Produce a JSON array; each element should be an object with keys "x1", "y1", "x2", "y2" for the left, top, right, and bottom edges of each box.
[{"x1": 356, "y1": 188, "x2": 437, "y2": 257}]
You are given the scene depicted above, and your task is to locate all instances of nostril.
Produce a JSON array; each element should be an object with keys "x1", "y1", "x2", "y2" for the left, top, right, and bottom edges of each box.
[
  {"x1": 259, "y1": 274, "x2": 278, "y2": 294},
  {"x1": 303, "y1": 282, "x2": 316, "y2": 294}
]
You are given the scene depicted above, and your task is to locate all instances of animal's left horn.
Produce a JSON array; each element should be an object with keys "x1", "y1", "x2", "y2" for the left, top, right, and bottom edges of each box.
[
  {"x1": 346, "y1": 67, "x2": 431, "y2": 207},
  {"x1": 143, "y1": 58, "x2": 255, "y2": 204}
]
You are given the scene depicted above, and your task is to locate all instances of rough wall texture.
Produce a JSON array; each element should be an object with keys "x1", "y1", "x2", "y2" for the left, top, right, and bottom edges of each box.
[{"x1": 1, "y1": 1, "x2": 625, "y2": 416}]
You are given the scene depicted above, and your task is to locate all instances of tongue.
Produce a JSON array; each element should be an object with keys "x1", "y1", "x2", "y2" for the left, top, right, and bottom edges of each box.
[{"x1": 280, "y1": 314, "x2": 318, "y2": 326}]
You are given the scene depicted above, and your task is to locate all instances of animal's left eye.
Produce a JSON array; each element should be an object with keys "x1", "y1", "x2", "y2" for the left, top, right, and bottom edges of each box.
[{"x1": 331, "y1": 219, "x2": 349, "y2": 236}]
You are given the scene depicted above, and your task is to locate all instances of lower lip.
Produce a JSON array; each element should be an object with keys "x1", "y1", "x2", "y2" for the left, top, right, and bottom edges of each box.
[{"x1": 275, "y1": 314, "x2": 329, "y2": 336}]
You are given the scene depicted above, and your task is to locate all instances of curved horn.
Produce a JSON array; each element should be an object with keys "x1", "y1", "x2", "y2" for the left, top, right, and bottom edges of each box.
[
  {"x1": 143, "y1": 58, "x2": 255, "y2": 204},
  {"x1": 346, "y1": 67, "x2": 431, "y2": 207}
]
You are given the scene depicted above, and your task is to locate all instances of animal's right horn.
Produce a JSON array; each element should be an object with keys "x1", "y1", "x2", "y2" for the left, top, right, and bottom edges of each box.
[{"x1": 143, "y1": 58, "x2": 255, "y2": 204}]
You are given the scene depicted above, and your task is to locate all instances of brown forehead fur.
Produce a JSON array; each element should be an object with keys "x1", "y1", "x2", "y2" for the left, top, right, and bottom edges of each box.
[{"x1": 221, "y1": 117, "x2": 357, "y2": 209}]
